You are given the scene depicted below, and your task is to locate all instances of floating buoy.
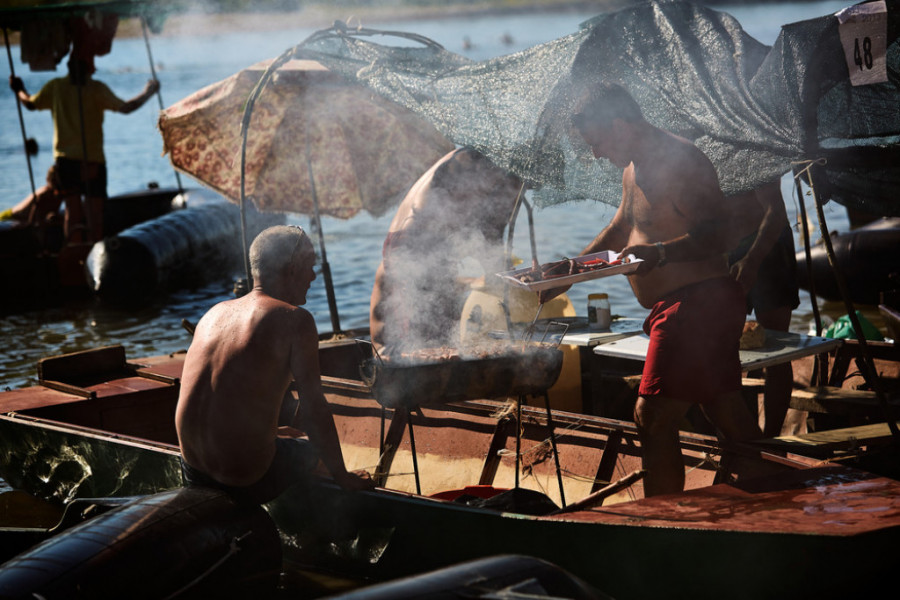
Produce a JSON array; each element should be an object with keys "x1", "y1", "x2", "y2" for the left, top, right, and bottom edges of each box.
[
  {"x1": 796, "y1": 218, "x2": 900, "y2": 306},
  {"x1": 86, "y1": 189, "x2": 282, "y2": 304}
]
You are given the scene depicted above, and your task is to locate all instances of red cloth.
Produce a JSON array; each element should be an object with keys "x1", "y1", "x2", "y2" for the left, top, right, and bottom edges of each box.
[{"x1": 639, "y1": 277, "x2": 745, "y2": 404}]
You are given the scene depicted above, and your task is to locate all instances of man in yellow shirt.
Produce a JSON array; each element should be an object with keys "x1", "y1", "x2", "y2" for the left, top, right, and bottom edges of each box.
[{"x1": 9, "y1": 58, "x2": 159, "y2": 241}]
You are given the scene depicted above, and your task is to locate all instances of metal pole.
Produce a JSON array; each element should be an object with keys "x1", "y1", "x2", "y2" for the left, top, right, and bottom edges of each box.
[
  {"x1": 805, "y1": 168, "x2": 899, "y2": 442},
  {"x1": 793, "y1": 170, "x2": 827, "y2": 385},
  {"x1": 141, "y1": 17, "x2": 183, "y2": 192},
  {"x1": 307, "y1": 157, "x2": 343, "y2": 336},
  {"x1": 4, "y1": 28, "x2": 37, "y2": 198}
]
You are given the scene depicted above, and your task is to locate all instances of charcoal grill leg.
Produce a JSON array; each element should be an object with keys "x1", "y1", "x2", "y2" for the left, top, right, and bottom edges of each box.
[
  {"x1": 515, "y1": 396, "x2": 523, "y2": 489},
  {"x1": 542, "y1": 392, "x2": 566, "y2": 507},
  {"x1": 406, "y1": 406, "x2": 421, "y2": 495}
]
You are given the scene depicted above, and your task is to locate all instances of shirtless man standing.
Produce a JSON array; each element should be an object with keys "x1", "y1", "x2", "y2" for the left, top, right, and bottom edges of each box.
[
  {"x1": 176, "y1": 225, "x2": 372, "y2": 504},
  {"x1": 547, "y1": 82, "x2": 761, "y2": 496}
]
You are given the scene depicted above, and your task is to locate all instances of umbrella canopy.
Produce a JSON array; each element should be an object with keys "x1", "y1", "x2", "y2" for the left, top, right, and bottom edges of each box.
[{"x1": 159, "y1": 58, "x2": 454, "y2": 220}]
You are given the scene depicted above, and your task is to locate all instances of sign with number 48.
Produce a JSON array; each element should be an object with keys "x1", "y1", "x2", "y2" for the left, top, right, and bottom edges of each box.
[{"x1": 837, "y1": 0, "x2": 888, "y2": 86}]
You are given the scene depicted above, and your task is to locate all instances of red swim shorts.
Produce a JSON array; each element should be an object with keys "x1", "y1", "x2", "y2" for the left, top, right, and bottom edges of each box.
[{"x1": 639, "y1": 277, "x2": 746, "y2": 404}]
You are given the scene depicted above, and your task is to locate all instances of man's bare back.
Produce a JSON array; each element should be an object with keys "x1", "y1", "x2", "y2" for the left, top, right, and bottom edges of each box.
[{"x1": 176, "y1": 291, "x2": 314, "y2": 486}]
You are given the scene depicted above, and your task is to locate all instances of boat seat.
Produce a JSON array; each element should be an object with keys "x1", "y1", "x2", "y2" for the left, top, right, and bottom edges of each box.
[
  {"x1": 789, "y1": 385, "x2": 899, "y2": 418},
  {"x1": 38, "y1": 345, "x2": 175, "y2": 398},
  {"x1": 756, "y1": 420, "x2": 900, "y2": 459}
]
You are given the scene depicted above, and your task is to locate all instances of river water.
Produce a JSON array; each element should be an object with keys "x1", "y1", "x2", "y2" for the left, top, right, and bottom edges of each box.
[{"x1": 0, "y1": 1, "x2": 864, "y2": 390}]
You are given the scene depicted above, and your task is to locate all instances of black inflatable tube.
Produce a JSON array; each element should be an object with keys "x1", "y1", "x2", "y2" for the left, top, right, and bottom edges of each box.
[
  {"x1": 85, "y1": 190, "x2": 282, "y2": 304},
  {"x1": 795, "y1": 218, "x2": 900, "y2": 306},
  {"x1": 0, "y1": 487, "x2": 282, "y2": 600}
]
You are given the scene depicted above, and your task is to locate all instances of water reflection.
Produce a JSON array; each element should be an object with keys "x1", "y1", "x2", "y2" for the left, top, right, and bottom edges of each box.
[{"x1": 1, "y1": 282, "x2": 232, "y2": 390}]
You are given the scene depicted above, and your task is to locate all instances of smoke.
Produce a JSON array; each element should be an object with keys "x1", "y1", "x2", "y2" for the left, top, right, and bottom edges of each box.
[{"x1": 376, "y1": 150, "x2": 521, "y2": 354}]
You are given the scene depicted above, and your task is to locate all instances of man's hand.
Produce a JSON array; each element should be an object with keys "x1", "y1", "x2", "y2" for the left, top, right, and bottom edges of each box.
[
  {"x1": 276, "y1": 425, "x2": 306, "y2": 439},
  {"x1": 9, "y1": 76, "x2": 24, "y2": 93},
  {"x1": 146, "y1": 79, "x2": 160, "y2": 95},
  {"x1": 335, "y1": 469, "x2": 376, "y2": 491},
  {"x1": 730, "y1": 257, "x2": 759, "y2": 293},
  {"x1": 620, "y1": 243, "x2": 659, "y2": 275}
]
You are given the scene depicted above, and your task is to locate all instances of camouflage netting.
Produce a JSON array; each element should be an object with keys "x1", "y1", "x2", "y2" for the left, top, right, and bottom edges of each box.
[{"x1": 281, "y1": 0, "x2": 899, "y2": 215}]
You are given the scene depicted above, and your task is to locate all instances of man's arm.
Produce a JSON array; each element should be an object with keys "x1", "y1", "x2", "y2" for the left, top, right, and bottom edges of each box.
[
  {"x1": 8, "y1": 76, "x2": 35, "y2": 110},
  {"x1": 538, "y1": 184, "x2": 631, "y2": 303},
  {"x1": 290, "y1": 309, "x2": 373, "y2": 490},
  {"x1": 730, "y1": 181, "x2": 786, "y2": 292},
  {"x1": 118, "y1": 79, "x2": 160, "y2": 114}
]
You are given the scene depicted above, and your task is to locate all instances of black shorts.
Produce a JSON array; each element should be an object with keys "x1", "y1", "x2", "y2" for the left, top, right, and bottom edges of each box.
[
  {"x1": 181, "y1": 437, "x2": 320, "y2": 505},
  {"x1": 56, "y1": 157, "x2": 108, "y2": 198},
  {"x1": 728, "y1": 224, "x2": 800, "y2": 315}
]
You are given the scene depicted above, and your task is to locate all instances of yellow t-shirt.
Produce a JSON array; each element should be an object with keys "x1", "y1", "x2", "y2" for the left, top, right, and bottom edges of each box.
[{"x1": 30, "y1": 76, "x2": 126, "y2": 163}]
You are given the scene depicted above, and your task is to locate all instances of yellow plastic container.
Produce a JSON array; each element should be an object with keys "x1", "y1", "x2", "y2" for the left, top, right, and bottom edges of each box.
[{"x1": 459, "y1": 283, "x2": 582, "y2": 413}]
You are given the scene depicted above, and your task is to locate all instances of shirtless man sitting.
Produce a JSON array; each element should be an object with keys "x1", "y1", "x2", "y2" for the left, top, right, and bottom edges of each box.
[
  {"x1": 176, "y1": 225, "x2": 372, "y2": 504},
  {"x1": 545, "y1": 82, "x2": 762, "y2": 496}
]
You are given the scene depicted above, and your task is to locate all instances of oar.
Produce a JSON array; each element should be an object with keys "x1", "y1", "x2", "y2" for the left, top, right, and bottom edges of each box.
[
  {"x1": 4, "y1": 27, "x2": 37, "y2": 199},
  {"x1": 141, "y1": 17, "x2": 183, "y2": 192},
  {"x1": 550, "y1": 469, "x2": 646, "y2": 515}
]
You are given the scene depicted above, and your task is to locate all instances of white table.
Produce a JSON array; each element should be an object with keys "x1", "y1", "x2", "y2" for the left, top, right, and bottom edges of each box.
[{"x1": 592, "y1": 329, "x2": 843, "y2": 371}]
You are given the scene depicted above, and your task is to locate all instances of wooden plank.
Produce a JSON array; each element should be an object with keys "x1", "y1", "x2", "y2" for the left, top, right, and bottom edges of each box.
[
  {"x1": 763, "y1": 421, "x2": 900, "y2": 452},
  {"x1": 789, "y1": 385, "x2": 898, "y2": 416},
  {"x1": 38, "y1": 345, "x2": 127, "y2": 383}
]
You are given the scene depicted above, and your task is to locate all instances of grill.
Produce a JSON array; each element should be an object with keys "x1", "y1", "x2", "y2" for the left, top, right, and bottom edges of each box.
[{"x1": 361, "y1": 344, "x2": 564, "y2": 408}]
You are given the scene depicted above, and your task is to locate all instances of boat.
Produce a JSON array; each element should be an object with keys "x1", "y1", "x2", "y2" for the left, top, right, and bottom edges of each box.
[
  {"x1": 1, "y1": 342, "x2": 899, "y2": 599},
  {"x1": 1, "y1": 185, "x2": 282, "y2": 310},
  {"x1": 0, "y1": 1, "x2": 284, "y2": 311},
  {"x1": 795, "y1": 217, "x2": 900, "y2": 307}
]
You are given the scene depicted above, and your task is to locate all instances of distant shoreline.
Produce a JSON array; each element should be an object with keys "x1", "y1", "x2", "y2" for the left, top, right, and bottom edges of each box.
[
  {"x1": 2, "y1": 1, "x2": 623, "y2": 45},
  {"x1": 129, "y1": 1, "x2": 625, "y2": 39},
  {"x1": 4, "y1": 0, "x2": 829, "y2": 45}
]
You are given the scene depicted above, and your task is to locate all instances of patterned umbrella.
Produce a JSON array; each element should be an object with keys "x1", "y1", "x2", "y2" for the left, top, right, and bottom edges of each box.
[
  {"x1": 159, "y1": 58, "x2": 453, "y2": 219},
  {"x1": 159, "y1": 58, "x2": 454, "y2": 334}
]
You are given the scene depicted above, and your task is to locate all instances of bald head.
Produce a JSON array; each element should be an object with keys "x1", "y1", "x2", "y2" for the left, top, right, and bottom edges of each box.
[{"x1": 249, "y1": 225, "x2": 314, "y2": 286}]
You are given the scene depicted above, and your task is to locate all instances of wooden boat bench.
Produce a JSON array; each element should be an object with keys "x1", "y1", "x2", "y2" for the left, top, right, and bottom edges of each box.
[
  {"x1": 17, "y1": 345, "x2": 184, "y2": 444},
  {"x1": 756, "y1": 420, "x2": 900, "y2": 460},
  {"x1": 789, "y1": 385, "x2": 900, "y2": 419}
]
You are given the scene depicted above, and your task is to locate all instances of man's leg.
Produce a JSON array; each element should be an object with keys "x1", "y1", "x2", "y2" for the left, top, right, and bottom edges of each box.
[
  {"x1": 702, "y1": 390, "x2": 768, "y2": 483},
  {"x1": 634, "y1": 395, "x2": 692, "y2": 496},
  {"x1": 62, "y1": 193, "x2": 87, "y2": 243},
  {"x1": 756, "y1": 306, "x2": 794, "y2": 437}
]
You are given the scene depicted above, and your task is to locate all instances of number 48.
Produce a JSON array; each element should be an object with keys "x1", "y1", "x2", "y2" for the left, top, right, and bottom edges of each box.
[{"x1": 854, "y1": 36, "x2": 874, "y2": 70}]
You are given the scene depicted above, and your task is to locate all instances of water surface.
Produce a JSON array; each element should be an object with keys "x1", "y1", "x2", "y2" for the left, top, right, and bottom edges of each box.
[{"x1": 0, "y1": 1, "x2": 866, "y2": 389}]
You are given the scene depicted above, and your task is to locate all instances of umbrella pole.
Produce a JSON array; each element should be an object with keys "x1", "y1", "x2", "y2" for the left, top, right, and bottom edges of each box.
[
  {"x1": 4, "y1": 28, "x2": 37, "y2": 199},
  {"x1": 141, "y1": 17, "x2": 183, "y2": 192},
  {"x1": 308, "y1": 156, "x2": 343, "y2": 336}
]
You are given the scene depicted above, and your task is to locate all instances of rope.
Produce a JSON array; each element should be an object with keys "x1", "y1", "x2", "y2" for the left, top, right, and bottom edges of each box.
[{"x1": 161, "y1": 530, "x2": 251, "y2": 600}]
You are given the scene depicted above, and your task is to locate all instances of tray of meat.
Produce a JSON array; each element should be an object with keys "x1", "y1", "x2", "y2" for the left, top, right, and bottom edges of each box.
[{"x1": 497, "y1": 251, "x2": 642, "y2": 292}]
